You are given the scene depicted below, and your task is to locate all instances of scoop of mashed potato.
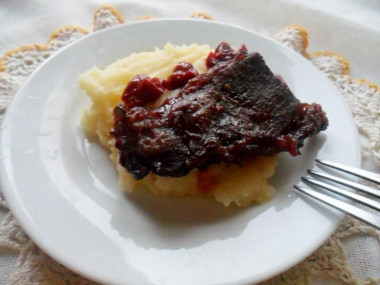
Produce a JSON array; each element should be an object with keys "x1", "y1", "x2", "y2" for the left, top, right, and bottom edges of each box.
[{"x1": 79, "y1": 43, "x2": 278, "y2": 207}]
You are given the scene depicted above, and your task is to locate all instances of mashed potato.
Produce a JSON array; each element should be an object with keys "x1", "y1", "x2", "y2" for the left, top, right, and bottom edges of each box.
[{"x1": 80, "y1": 43, "x2": 278, "y2": 207}]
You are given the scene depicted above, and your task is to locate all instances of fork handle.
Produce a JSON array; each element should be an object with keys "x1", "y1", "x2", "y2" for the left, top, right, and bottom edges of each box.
[{"x1": 316, "y1": 159, "x2": 380, "y2": 185}]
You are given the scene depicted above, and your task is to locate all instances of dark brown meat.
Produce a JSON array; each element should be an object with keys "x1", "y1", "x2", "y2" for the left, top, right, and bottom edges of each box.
[{"x1": 112, "y1": 46, "x2": 328, "y2": 180}]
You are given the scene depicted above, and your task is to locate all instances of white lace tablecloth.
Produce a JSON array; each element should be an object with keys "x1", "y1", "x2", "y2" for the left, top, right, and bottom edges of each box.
[{"x1": 0, "y1": 1, "x2": 379, "y2": 284}]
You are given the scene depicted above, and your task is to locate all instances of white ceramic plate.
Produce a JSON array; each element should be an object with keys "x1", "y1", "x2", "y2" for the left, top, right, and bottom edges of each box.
[{"x1": 0, "y1": 19, "x2": 360, "y2": 285}]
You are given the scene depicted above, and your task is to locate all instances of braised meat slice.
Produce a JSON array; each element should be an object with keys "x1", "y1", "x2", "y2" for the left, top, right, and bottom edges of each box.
[{"x1": 112, "y1": 45, "x2": 328, "y2": 180}]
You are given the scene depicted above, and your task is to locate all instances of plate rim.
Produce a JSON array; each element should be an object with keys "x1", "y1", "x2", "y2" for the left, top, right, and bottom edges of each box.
[{"x1": 0, "y1": 18, "x2": 361, "y2": 285}]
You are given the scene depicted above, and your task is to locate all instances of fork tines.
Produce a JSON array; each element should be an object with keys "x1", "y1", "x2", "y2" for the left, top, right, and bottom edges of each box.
[
  {"x1": 294, "y1": 159, "x2": 380, "y2": 230},
  {"x1": 315, "y1": 159, "x2": 380, "y2": 185}
]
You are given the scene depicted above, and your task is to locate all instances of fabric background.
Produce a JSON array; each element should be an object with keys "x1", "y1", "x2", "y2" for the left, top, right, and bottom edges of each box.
[
  {"x1": 0, "y1": 1, "x2": 379, "y2": 284},
  {"x1": 1, "y1": 0, "x2": 380, "y2": 85}
]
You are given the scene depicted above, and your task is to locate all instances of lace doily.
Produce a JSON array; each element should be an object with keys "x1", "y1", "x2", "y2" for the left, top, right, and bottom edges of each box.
[{"x1": 0, "y1": 5, "x2": 379, "y2": 285}]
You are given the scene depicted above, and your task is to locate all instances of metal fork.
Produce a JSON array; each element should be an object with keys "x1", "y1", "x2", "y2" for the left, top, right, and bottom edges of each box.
[{"x1": 294, "y1": 159, "x2": 380, "y2": 230}]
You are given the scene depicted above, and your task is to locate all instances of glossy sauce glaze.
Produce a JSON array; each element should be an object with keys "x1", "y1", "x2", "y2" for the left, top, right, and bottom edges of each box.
[{"x1": 113, "y1": 42, "x2": 328, "y2": 179}]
